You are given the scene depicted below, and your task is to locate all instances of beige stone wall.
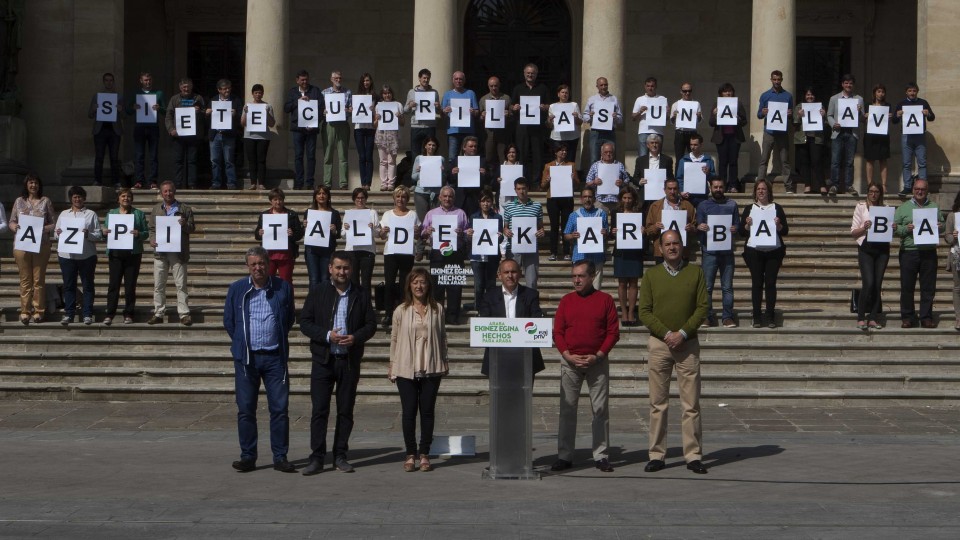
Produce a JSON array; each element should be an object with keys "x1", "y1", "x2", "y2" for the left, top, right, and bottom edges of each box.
[{"x1": 16, "y1": 0, "x2": 949, "y2": 192}]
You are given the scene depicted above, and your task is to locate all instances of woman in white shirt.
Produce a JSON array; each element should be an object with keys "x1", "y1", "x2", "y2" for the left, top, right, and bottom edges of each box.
[
  {"x1": 739, "y1": 179, "x2": 789, "y2": 328},
  {"x1": 547, "y1": 84, "x2": 582, "y2": 164},
  {"x1": 850, "y1": 183, "x2": 890, "y2": 330}
]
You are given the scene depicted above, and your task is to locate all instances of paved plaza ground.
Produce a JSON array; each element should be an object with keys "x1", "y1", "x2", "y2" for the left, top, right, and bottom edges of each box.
[{"x1": 1, "y1": 400, "x2": 959, "y2": 539}]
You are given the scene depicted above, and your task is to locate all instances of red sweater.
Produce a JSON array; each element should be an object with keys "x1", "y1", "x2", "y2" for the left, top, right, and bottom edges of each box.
[{"x1": 554, "y1": 288, "x2": 620, "y2": 356}]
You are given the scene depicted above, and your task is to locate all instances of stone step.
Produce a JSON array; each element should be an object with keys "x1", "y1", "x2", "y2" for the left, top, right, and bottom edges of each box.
[{"x1": 1, "y1": 381, "x2": 957, "y2": 407}]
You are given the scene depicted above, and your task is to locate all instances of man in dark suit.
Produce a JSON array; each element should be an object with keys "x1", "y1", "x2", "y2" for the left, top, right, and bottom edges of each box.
[
  {"x1": 299, "y1": 251, "x2": 377, "y2": 475},
  {"x1": 632, "y1": 134, "x2": 675, "y2": 202},
  {"x1": 478, "y1": 258, "x2": 545, "y2": 376}
]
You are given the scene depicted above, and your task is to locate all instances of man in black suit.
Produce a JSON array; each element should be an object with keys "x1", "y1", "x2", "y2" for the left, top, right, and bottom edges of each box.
[
  {"x1": 632, "y1": 134, "x2": 675, "y2": 202},
  {"x1": 299, "y1": 251, "x2": 377, "y2": 475},
  {"x1": 478, "y1": 258, "x2": 545, "y2": 376}
]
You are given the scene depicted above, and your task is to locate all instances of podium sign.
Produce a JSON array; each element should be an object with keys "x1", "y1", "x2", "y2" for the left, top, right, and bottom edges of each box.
[{"x1": 470, "y1": 317, "x2": 553, "y2": 348}]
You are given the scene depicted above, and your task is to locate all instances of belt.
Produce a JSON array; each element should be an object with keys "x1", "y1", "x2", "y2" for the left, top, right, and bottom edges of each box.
[
  {"x1": 251, "y1": 348, "x2": 281, "y2": 356},
  {"x1": 330, "y1": 353, "x2": 350, "y2": 361}
]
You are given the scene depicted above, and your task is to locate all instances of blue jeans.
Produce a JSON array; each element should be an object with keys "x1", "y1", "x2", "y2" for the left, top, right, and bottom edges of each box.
[
  {"x1": 59, "y1": 255, "x2": 97, "y2": 318},
  {"x1": 291, "y1": 129, "x2": 318, "y2": 188},
  {"x1": 234, "y1": 351, "x2": 290, "y2": 463},
  {"x1": 209, "y1": 132, "x2": 237, "y2": 188},
  {"x1": 303, "y1": 247, "x2": 331, "y2": 287},
  {"x1": 354, "y1": 128, "x2": 375, "y2": 187},
  {"x1": 447, "y1": 133, "x2": 467, "y2": 166},
  {"x1": 829, "y1": 132, "x2": 857, "y2": 190},
  {"x1": 901, "y1": 134, "x2": 927, "y2": 189},
  {"x1": 589, "y1": 130, "x2": 616, "y2": 164},
  {"x1": 701, "y1": 250, "x2": 735, "y2": 321},
  {"x1": 133, "y1": 124, "x2": 160, "y2": 183}
]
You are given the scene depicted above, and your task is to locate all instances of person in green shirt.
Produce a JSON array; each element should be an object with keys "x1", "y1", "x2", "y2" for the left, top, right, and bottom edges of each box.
[
  {"x1": 638, "y1": 229, "x2": 709, "y2": 475},
  {"x1": 893, "y1": 178, "x2": 942, "y2": 327}
]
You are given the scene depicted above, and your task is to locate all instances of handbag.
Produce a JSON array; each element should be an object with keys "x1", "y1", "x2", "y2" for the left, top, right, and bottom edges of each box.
[{"x1": 849, "y1": 289, "x2": 859, "y2": 314}]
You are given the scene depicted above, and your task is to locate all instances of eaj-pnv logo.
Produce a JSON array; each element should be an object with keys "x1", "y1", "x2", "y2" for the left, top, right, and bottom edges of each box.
[
  {"x1": 439, "y1": 241, "x2": 454, "y2": 256},
  {"x1": 524, "y1": 322, "x2": 538, "y2": 334}
]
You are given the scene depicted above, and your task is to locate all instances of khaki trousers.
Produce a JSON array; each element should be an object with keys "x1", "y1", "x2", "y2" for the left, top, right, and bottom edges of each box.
[
  {"x1": 153, "y1": 253, "x2": 190, "y2": 316},
  {"x1": 647, "y1": 336, "x2": 702, "y2": 462},
  {"x1": 14, "y1": 244, "x2": 52, "y2": 317},
  {"x1": 558, "y1": 359, "x2": 609, "y2": 462}
]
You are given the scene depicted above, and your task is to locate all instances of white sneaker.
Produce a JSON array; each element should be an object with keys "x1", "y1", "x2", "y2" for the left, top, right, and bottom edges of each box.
[
  {"x1": 60, "y1": 315, "x2": 72, "y2": 326},
  {"x1": 83, "y1": 316, "x2": 94, "y2": 325}
]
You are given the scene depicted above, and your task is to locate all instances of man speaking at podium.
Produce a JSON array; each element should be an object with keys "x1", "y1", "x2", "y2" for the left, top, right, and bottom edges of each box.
[{"x1": 478, "y1": 259, "x2": 545, "y2": 377}]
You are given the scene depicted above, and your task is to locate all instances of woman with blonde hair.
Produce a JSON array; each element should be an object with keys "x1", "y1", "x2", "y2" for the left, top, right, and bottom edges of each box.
[{"x1": 389, "y1": 267, "x2": 448, "y2": 472}]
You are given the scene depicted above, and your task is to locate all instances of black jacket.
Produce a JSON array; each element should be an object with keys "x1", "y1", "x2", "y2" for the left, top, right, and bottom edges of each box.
[
  {"x1": 299, "y1": 282, "x2": 377, "y2": 364},
  {"x1": 478, "y1": 284, "x2": 545, "y2": 375}
]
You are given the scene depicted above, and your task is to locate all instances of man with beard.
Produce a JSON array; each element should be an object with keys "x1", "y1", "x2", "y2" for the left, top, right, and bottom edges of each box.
[{"x1": 695, "y1": 177, "x2": 740, "y2": 327}]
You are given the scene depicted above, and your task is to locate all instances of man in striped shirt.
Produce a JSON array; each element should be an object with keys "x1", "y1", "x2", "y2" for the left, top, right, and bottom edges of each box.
[{"x1": 502, "y1": 177, "x2": 545, "y2": 289}]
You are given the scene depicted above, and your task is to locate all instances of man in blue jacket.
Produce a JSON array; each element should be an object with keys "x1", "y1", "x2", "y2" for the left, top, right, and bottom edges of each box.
[{"x1": 223, "y1": 246, "x2": 296, "y2": 473}]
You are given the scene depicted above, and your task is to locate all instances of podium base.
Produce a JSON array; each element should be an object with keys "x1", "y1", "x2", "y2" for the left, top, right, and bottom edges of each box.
[{"x1": 481, "y1": 467, "x2": 541, "y2": 480}]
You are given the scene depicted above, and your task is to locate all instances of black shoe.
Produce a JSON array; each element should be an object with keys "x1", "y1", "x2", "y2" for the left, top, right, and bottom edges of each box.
[
  {"x1": 301, "y1": 458, "x2": 324, "y2": 476},
  {"x1": 550, "y1": 459, "x2": 572, "y2": 471},
  {"x1": 274, "y1": 459, "x2": 296, "y2": 473},
  {"x1": 232, "y1": 458, "x2": 256, "y2": 472},
  {"x1": 595, "y1": 458, "x2": 614, "y2": 473},
  {"x1": 334, "y1": 456, "x2": 355, "y2": 473},
  {"x1": 898, "y1": 188, "x2": 911, "y2": 197},
  {"x1": 686, "y1": 460, "x2": 708, "y2": 474},
  {"x1": 644, "y1": 459, "x2": 665, "y2": 472}
]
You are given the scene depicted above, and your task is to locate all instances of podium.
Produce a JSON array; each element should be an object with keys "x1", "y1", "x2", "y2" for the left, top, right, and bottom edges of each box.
[
  {"x1": 470, "y1": 317, "x2": 552, "y2": 480},
  {"x1": 485, "y1": 347, "x2": 537, "y2": 479}
]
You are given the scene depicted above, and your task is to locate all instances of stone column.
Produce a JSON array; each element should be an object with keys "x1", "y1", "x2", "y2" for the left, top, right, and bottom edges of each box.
[
  {"x1": 61, "y1": 0, "x2": 124, "y2": 194},
  {"x1": 749, "y1": 0, "x2": 795, "y2": 185},
  {"x1": 411, "y1": 0, "x2": 456, "y2": 90},
  {"x1": 245, "y1": 0, "x2": 289, "y2": 173},
  {"x1": 580, "y1": 0, "x2": 626, "y2": 162},
  {"x1": 917, "y1": 0, "x2": 959, "y2": 192}
]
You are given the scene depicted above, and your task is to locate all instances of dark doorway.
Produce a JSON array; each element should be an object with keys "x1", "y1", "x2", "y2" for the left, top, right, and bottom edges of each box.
[
  {"x1": 796, "y1": 37, "x2": 851, "y2": 100},
  {"x1": 186, "y1": 32, "x2": 246, "y2": 186},
  {"x1": 463, "y1": 0, "x2": 573, "y2": 99}
]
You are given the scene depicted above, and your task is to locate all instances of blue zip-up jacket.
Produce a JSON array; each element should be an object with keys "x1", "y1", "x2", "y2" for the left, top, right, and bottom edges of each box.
[{"x1": 224, "y1": 275, "x2": 295, "y2": 364}]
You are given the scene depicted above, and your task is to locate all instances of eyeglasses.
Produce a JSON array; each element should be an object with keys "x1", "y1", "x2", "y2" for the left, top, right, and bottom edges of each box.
[{"x1": 681, "y1": 89, "x2": 692, "y2": 93}]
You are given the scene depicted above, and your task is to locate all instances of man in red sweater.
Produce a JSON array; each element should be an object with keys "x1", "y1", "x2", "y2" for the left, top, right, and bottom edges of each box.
[{"x1": 551, "y1": 259, "x2": 620, "y2": 473}]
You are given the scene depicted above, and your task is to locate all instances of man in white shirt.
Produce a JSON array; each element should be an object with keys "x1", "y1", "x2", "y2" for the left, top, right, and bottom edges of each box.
[
  {"x1": 631, "y1": 77, "x2": 664, "y2": 158},
  {"x1": 583, "y1": 77, "x2": 623, "y2": 164}
]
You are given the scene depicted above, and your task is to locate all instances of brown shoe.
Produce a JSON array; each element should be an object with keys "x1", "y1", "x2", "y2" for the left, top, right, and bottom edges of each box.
[
  {"x1": 147, "y1": 314, "x2": 164, "y2": 325},
  {"x1": 403, "y1": 455, "x2": 416, "y2": 472},
  {"x1": 180, "y1": 315, "x2": 193, "y2": 326},
  {"x1": 419, "y1": 456, "x2": 432, "y2": 472},
  {"x1": 921, "y1": 319, "x2": 936, "y2": 329},
  {"x1": 901, "y1": 319, "x2": 913, "y2": 329}
]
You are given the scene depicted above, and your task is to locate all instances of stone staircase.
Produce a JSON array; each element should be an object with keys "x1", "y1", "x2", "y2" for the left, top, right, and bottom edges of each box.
[{"x1": 1, "y1": 188, "x2": 958, "y2": 405}]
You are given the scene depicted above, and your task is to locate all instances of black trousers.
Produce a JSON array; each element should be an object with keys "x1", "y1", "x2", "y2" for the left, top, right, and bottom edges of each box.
[
  {"x1": 309, "y1": 356, "x2": 360, "y2": 460},
  {"x1": 515, "y1": 125, "x2": 545, "y2": 180},
  {"x1": 94, "y1": 128, "x2": 122, "y2": 186},
  {"x1": 350, "y1": 250, "x2": 375, "y2": 291},
  {"x1": 396, "y1": 375, "x2": 442, "y2": 456},
  {"x1": 546, "y1": 197, "x2": 574, "y2": 257},
  {"x1": 105, "y1": 251, "x2": 142, "y2": 318},
  {"x1": 244, "y1": 138, "x2": 271, "y2": 185},
  {"x1": 172, "y1": 137, "x2": 199, "y2": 188},
  {"x1": 742, "y1": 246, "x2": 785, "y2": 317},
  {"x1": 716, "y1": 134, "x2": 740, "y2": 191},
  {"x1": 383, "y1": 254, "x2": 414, "y2": 317},
  {"x1": 857, "y1": 242, "x2": 889, "y2": 321},
  {"x1": 899, "y1": 249, "x2": 938, "y2": 321}
]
